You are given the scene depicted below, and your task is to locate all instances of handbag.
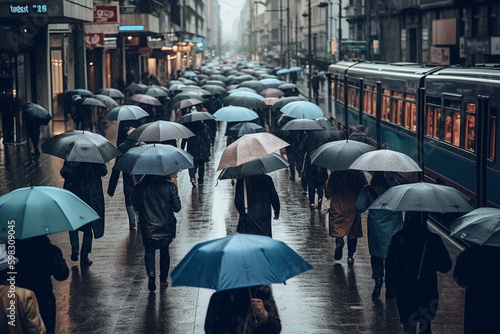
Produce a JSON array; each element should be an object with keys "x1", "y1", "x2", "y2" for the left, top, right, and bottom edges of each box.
[{"x1": 321, "y1": 195, "x2": 331, "y2": 214}]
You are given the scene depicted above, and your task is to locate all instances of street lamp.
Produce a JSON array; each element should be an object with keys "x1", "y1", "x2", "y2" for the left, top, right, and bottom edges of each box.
[
  {"x1": 302, "y1": 0, "x2": 312, "y2": 101},
  {"x1": 318, "y1": 2, "x2": 329, "y2": 60}
]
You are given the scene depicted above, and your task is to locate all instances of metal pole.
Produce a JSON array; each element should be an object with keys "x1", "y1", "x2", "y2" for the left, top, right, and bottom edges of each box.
[
  {"x1": 338, "y1": 0, "x2": 342, "y2": 59},
  {"x1": 417, "y1": 87, "x2": 425, "y2": 181},
  {"x1": 308, "y1": 0, "x2": 312, "y2": 101},
  {"x1": 280, "y1": 0, "x2": 283, "y2": 66},
  {"x1": 476, "y1": 95, "x2": 489, "y2": 207},
  {"x1": 287, "y1": 0, "x2": 290, "y2": 68}
]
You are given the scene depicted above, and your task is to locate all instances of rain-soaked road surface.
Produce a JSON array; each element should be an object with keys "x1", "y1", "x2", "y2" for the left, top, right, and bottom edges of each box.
[{"x1": 0, "y1": 120, "x2": 465, "y2": 333}]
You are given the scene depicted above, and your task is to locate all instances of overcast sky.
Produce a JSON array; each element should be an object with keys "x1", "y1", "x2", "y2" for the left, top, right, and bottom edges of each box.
[{"x1": 218, "y1": 0, "x2": 245, "y2": 43}]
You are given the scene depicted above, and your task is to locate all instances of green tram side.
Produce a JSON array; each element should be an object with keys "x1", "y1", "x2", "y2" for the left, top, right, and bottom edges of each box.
[{"x1": 328, "y1": 61, "x2": 500, "y2": 210}]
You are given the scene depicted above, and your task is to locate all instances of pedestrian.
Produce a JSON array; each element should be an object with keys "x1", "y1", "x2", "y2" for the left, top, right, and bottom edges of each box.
[
  {"x1": 181, "y1": 120, "x2": 211, "y2": 187},
  {"x1": 235, "y1": 174, "x2": 280, "y2": 238},
  {"x1": 134, "y1": 173, "x2": 181, "y2": 292},
  {"x1": 0, "y1": 245, "x2": 47, "y2": 334},
  {"x1": 386, "y1": 211, "x2": 452, "y2": 334},
  {"x1": 303, "y1": 155, "x2": 328, "y2": 209},
  {"x1": 61, "y1": 161, "x2": 107, "y2": 267},
  {"x1": 1, "y1": 95, "x2": 15, "y2": 144},
  {"x1": 312, "y1": 71, "x2": 320, "y2": 103},
  {"x1": 349, "y1": 125, "x2": 372, "y2": 144},
  {"x1": 324, "y1": 170, "x2": 367, "y2": 265},
  {"x1": 289, "y1": 71, "x2": 298, "y2": 84},
  {"x1": 23, "y1": 113, "x2": 41, "y2": 156},
  {"x1": 204, "y1": 284, "x2": 282, "y2": 334},
  {"x1": 454, "y1": 244, "x2": 500, "y2": 333},
  {"x1": 355, "y1": 172, "x2": 404, "y2": 298},
  {"x1": 15, "y1": 236, "x2": 69, "y2": 334}
]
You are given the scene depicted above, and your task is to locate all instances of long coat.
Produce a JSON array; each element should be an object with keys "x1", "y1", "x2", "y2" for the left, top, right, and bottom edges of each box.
[
  {"x1": 182, "y1": 121, "x2": 211, "y2": 162},
  {"x1": 0, "y1": 285, "x2": 46, "y2": 334},
  {"x1": 355, "y1": 184, "x2": 404, "y2": 258},
  {"x1": 107, "y1": 138, "x2": 140, "y2": 206},
  {"x1": 235, "y1": 175, "x2": 280, "y2": 238},
  {"x1": 61, "y1": 161, "x2": 107, "y2": 238},
  {"x1": 325, "y1": 170, "x2": 366, "y2": 238},
  {"x1": 134, "y1": 175, "x2": 181, "y2": 249},
  {"x1": 454, "y1": 245, "x2": 500, "y2": 334},
  {"x1": 386, "y1": 220, "x2": 452, "y2": 325}
]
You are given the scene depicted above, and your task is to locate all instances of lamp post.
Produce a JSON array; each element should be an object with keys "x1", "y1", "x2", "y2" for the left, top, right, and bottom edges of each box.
[
  {"x1": 319, "y1": 2, "x2": 329, "y2": 62},
  {"x1": 302, "y1": 0, "x2": 312, "y2": 101}
]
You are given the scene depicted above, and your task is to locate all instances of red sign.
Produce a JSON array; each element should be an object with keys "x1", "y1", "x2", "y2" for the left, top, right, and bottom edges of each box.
[
  {"x1": 85, "y1": 33, "x2": 104, "y2": 48},
  {"x1": 93, "y1": 4, "x2": 119, "y2": 24}
]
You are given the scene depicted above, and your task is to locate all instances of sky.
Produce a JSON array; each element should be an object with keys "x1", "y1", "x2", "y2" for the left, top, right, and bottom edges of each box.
[{"x1": 218, "y1": 0, "x2": 245, "y2": 43}]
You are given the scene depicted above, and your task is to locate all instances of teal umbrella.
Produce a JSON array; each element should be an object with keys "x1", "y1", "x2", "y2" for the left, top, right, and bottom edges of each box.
[
  {"x1": 0, "y1": 186, "x2": 100, "y2": 240},
  {"x1": 213, "y1": 106, "x2": 259, "y2": 122},
  {"x1": 280, "y1": 101, "x2": 324, "y2": 119},
  {"x1": 171, "y1": 233, "x2": 312, "y2": 291}
]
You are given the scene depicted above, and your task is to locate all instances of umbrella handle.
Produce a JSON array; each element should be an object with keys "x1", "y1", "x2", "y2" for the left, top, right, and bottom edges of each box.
[{"x1": 244, "y1": 178, "x2": 248, "y2": 213}]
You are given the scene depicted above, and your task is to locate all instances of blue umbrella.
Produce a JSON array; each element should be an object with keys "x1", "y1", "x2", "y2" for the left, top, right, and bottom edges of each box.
[
  {"x1": 213, "y1": 106, "x2": 259, "y2": 122},
  {"x1": 280, "y1": 101, "x2": 324, "y2": 119},
  {"x1": 276, "y1": 69, "x2": 290, "y2": 75},
  {"x1": 228, "y1": 91, "x2": 264, "y2": 100},
  {"x1": 288, "y1": 66, "x2": 302, "y2": 72},
  {"x1": 171, "y1": 233, "x2": 313, "y2": 291},
  {"x1": 0, "y1": 186, "x2": 100, "y2": 240}
]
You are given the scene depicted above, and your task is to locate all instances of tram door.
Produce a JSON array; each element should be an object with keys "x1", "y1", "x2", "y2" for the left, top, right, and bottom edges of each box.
[{"x1": 50, "y1": 34, "x2": 68, "y2": 134}]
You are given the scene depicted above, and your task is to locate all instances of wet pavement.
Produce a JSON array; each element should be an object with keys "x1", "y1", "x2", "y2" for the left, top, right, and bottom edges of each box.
[{"x1": 0, "y1": 114, "x2": 466, "y2": 333}]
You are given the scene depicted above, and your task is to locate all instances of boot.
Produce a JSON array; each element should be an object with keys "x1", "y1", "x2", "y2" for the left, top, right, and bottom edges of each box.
[
  {"x1": 71, "y1": 247, "x2": 79, "y2": 261},
  {"x1": 334, "y1": 238, "x2": 344, "y2": 260},
  {"x1": 148, "y1": 275, "x2": 156, "y2": 292},
  {"x1": 80, "y1": 253, "x2": 92, "y2": 268},
  {"x1": 372, "y1": 278, "x2": 383, "y2": 298}
]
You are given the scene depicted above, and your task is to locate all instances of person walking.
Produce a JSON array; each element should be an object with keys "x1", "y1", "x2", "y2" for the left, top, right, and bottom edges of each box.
[
  {"x1": 312, "y1": 71, "x2": 320, "y2": 105},
  {"x1": 454, "y1": 244, "x2": 500, "y2": 333},
  {"x1": 23, "y1": 113, "x2": 42, "y2": 156},
  {"x1": 182, "y1": 120, "x2": 212, "y2": 187},
  {"x1": 15, "y1": 236, "x2": 69, "y2": 334},
  {"x1": 324, "y1": 170, "x2": 367, "y2": 265},
  {"x1": 235, "y1": 174, "x2": 280, "y2": 238},
  {"x1": 303, "y1": 155, "x2": 328, "y2": 209},
  {"x1": 134, "y1": 173, "x2": 181, "y2": 292},
  {"x1": 355, "y1": 172, "x2": 404, "y2": 298},
  {"x1": 61, "y1": 161, "x2": 107, "y2": 267},
  {"x1": 386, "y1": 211, "x2": 452, "y2": 334}
]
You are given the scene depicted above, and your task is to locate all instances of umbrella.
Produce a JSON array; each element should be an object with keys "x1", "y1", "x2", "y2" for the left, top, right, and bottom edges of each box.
[
  {"x1": 227, "y1": 122, "x2": 265, "y2": 137},
  {"x1": 310, "y1": 139, "x2": 376, "y2": 171},
  {"x1": 171, "y1": 98, "x2": 203, "y2": 111},
  {"x1": 227, "y1": 91, "x2": 264, "y2": 100},
  {"x1": 81, "y1": 97, "x2": 106, "y2": 108},
  {"x1": 113, "y1": 143, "x2": 194, "y2": 176},
  {"x1": 0, "y1": 186, "x2": 100, "y2": 240},
  {"x1": 205, "y1": 80, "x2": 227, "y2": 88},
  {"x1": 171, "y1": 233, "x2": 312, "y2": 291},
  {"x1": 125, "y1": 84, "x2": 148, "y2": 95},
  {"x1": 278, "y1": 83, "x2": 298, "y2": 90},
  {"x1": 127, "y1": 120, "x2": 194, "y2": 142},
  {"x1": 182, "y1": 70, "x2": 198, "y2": 79},
  {"x1": 97, "y1": 88, "x2": 125, "y2": 98},
  {"x1": 169, "y1": 83, "x2": 187, "y2": 91},
  {"x1": 450, "y1": 207, "x2": 500, "y2": 246},
  {"x1": 260, "y1": 78, "x2": 283, "y2": 88},
  {"x1": 230, "y1": 87, "x2": 258, "y2": 94},
  {"x1": 41, "y1": 130, "x2": 122, "y2": 164},
  {"x1": 22, "y1": 103, "x2": 52, "y2": 125},
  {"x1": 222, "y1": 95, "x2": 267, "y2": 110},
  {"x1": 288, "y1": 66, "x2": 302, "y2": 72},
  {"x1": 280, "y1": 118, "x2": 324, "y2": 131},
  {"x1": 368, "y1": 182, "x2": 475, "y2": 214},
  {"x1": 179, "y1": 111, "x2": 216, "y2": 124},
  {"x1": 146, "y1": 87, "x2": 169, "y2": 97},
  {"x1": 201, "y1": 84, "x2": 228, "y2": 96},
  {"x1": 273, "y1": 96, "x2": 306, "y2": 110},
  {"x1": 262, "y1": 97, "x2": 280, "y2": 106},
  {"x1": 129, "y1": 94, "x2": 162, "y2": 106},
  {"x1": 171, "y1": 92, "x2": 204, "y2": 105},
  {"x1": 67, "y1": 88, "x2": 93, "y2": 97},
  {"x1": 181, "y1": 86, "x2": 213, "y2": 96},
  {"x1": 213, "y1": 106, "x2": 259, "y2": 122},
  {"x1": 281, "y1": 101, "x2": 324, "y2": 119},
  {"x1": 276, "y1": 68, "x2": 290, "y2": 75},
  {"x1": 219, "y1": 153, "x2": 289, "y2": 180},
  {"x1": 259, "y1": 88, "x2": 285, "y2": 98},
  {"x1": 93, "y1": 95, "x2": 119, "y2": 109},
  {"x1": 218, "y1": 132, "x2": 289, "y2": 170},
  {"x1": 349, "y1": 149, "x2": 423, "y2": 173},
  {"x1": 105, "y1": 105, "x2": 149, "y2": 121},
  {"x1": 237, "y1": 81, "x2": 266, "y2": 93}
]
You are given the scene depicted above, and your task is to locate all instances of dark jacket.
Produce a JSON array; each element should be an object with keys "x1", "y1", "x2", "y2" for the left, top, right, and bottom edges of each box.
[
  {"x1": 182, "y1": 121, "x2": 212, "y2": 162},
  {"x1": 107, "y1": 138, "x2": 140, "y2": 205},
  {"x1": 454, "y1": 245, "x2": 500, "y2": 334},
  {"x1": 61, "y1": 161, "x2": 107, "y2": 238},
  {"x1": 134, "y1": 175, "x2": 181, "y2": 248},
  {"x1": 235, "y1": 175, "x2": 280, "y2": 238},
  {"x1": 205, "y1": 285, "x2": 281, "y2": 334}
]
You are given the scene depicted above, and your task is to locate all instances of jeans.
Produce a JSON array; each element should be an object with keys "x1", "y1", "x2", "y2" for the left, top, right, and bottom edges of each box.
[
  {"x1": 307, "y1": 183, "x2": 324, "y2": 206},
  {"x1": 188, "y1": 159, "x2": 205, "y2": 183},
  {"x1": 371, "y1": 256, "x2": 384, "y2": 279},
  {"x1": 145, "y1": 245, "x2": 171, "y2": 281},
  {"x1": 403, "y1": 321, "x2": 432, "y2": 334},
  {"x1": 69, "y1": 224, "x2": 93, "y2": 255},
  {"x1": 126, "y1": 205, "x2": 136, "y2": 226}
]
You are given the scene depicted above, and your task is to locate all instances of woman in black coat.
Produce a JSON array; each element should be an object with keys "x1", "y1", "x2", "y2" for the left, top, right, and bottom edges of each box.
[
  {"x1": 182, "y1": 121, "x2": 211, "y2": 186},
  {"x1": 386, "y1": 211, "x2": 452, "y2": 334},
  {"x1": 134, "y1": 174, "x2": 181, "y2": 291}
]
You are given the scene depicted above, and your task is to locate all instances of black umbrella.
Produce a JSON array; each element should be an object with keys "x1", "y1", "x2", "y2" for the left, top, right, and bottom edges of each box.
[
  {"x1": 218, "y1": 153, "x2": 289, "y2": 180},
  {"x1": 201, "y1": 84, "x2": 228, "y2": 96},
  {"x1": 280, "y1": 119, "x2": 324, "y2": 131},
  {"x1": 171, "y1": 98, "x2": 203, "y2": 111},
  {"x1": 209, "y1": 74, "x2": 227, "y2": 82},
  {"x1": 205, "y1": 80, "x2": 227, "y2": 88},
  {"x1": 97, "y1": 88, "x2": 125, "y2": 98},
  {"x1": 93, "y1": 95, "x2": 119, "y2": 109},
  {"x1": 81, "y1": 97, "x2": 106, "y2": 108},
  {"x1": 179, "y1": 111, "x2": 216, "y2": 124},
  {"x1": 237, "y1": 81, "x2": 266, "y2": 93},
  {"x1": 227, "y1": 122, "x2": 265, "y2": 137},
  {"x1": 22, "y1": 103, "x2": 52, "y2": 125},
  {"x1": 222, "y1": 95, "x2": 267, "y2": 111},
  {"x1": 171, "y1": 92, "x2": 204, "y2": 105},
  {"x1": 67, "y1": 89, "x2": 93, "y2": 97},
  {"x1": 125, "y1": 84, "x2": 148, "y2": 95}
]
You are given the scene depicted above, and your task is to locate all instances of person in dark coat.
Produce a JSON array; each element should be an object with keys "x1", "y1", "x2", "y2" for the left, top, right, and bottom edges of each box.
[
  {"x1": 1, "y1": 95, "x2": 15, "y2": 143},
  {"x1": 182, "y1": 120, "x2": 212, "y2": 186},
  {"x1": 204, "y1": 285, "x2": 281, "y2": 334},
  {"x1": 303, "y1": 155, "x2": 328, "y2": 209},
  {"x1": 235, "y1": 174, "x2": 280, "y2": 238},
  {"x1": 61, "y1": 161, "x2": 107, "y2": 267},
  {"x1": 356, "y1": 172, "x2": 404, "y2": 298},
  {"x1": 386, "y1": 211, "x2": 452, "y2": 334},
  {"x1": 134, "y1": 173, "x2": 181, "y2": 292},
  {"x1": 454, "y1": 245, "x2": 500, "y2": 334},
  {"x1": 23, "y1": 114, "x2": 41, "y2": 155},
  {"x1": 15, "y1": 236, "x2": 69, "y2": 334}
]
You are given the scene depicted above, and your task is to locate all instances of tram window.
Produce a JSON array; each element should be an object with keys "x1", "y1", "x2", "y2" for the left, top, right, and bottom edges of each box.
[
  {"x1": 426, "y1": 105, "x2": 441, "y2": 138},
  {"x1": 404, "y1": 94, "x2": 417, "y2": 131},
  {"x1": 363, "y1": 86, "x2": 375, "y2": 115},
  {"x1": 443, "y1": 111, "x2": 461, "y2": 146},
  {"x1": 337, "y1": 82, "x2": 344, "y2": 103},
  {"x1": 349, "y1": 86, "x2": 359, "y2": 109},
  {"x1": 490, "y1": 116, "x2": 497, "y2": 160},
  {"x1": 382, "y1": 89, "x2": 390, "y2": 120},
  {"x1": 391, "y1": 92, "x2": 403, "y2": 124},
  {"x1": 465, "y1": 103, "x2": 476, "y2": 152}
]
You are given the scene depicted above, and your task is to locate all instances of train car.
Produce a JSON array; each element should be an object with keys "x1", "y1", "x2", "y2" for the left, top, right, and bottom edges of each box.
[{"x1": 328, "y1": 61, "x2": 500, "y2": 210}]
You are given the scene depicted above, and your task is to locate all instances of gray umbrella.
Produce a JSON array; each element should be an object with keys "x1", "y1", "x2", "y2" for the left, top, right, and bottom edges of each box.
[
  {"x1": 227, "y1": 122, "x2": 265, "y2": 137},
  {"x1": 450, "y1": 207, "x2": 500, "y2": 246},
  {"x1": 369, "y1": 182, "x2": 475, "y2": 214},
  {"x1": 93, "y1": 95, "x2": 119, "y2": 109},
  {"x1": 128, "y1": 120, "x2": 194, "y2": 142},
  {"x1": 311, "y1": 139, "x2": 376, "y2": 171},
  {"x1": 349, "y1": 149, "x2": 422, "y2": 173},
  {"x1": 218, "y1": 153, "x2": 289, "y2": 180},
  {"x1": 179, "y1": 111, "x2": 216, "y2": 124},
  {"x1": 105, "y1": 105, "x2": 149, "y2": 121},
  {"x1": 280, "y1": 118, "x2": 324, "y2": 131},
  {"x1": 81, "y1": 97, "x2": 106, "y2": 108},
  {"x1": 98, "y1": 88, "x2": 125, "y2": 98}
]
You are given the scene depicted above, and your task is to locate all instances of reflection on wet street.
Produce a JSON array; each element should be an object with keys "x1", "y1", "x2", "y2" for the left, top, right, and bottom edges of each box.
[{"x1": 0, "y1": 125, "x2": 465, "y2": 333}]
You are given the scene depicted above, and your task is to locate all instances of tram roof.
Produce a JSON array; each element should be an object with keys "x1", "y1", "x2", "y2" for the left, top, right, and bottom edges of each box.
[{"x1": 329, "y1": 61, "x2": 441, "y2": 79}]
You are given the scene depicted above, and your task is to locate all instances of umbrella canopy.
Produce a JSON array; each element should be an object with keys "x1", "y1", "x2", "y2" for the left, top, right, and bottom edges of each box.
[
  {"x1": 237, "y1": 81, "x2": 267, "y2": 93},
  {"x1": 113, "y1": 143, "x2": 194, "y2": 176},
  {"x1": 97, "y1": 88, "x2": 125, "y2": 98},
  {"x1": 201, "y1": 84, "x2": 228, "y2": 96},
  {"x1": 278, "y1": 83, "x2": 298, "y2": 90},
  {"x1": 218, "y1": 132, "x2": 289, "y2": 170},
  {"x1": 276, "y1": 68, "x2": 290, "y2": 75},
  {"x1": 93, "y1": 95, "x2": 119, "y2": 109},
  {"x1": 181, "y1": 86, "x2": 213, "y2": 96},
  {"x1": 259, "y1": 88, "x2": 285, "y2": 98},
  {"x1": 179, "y1": 111, "x2": 216, "y2": 124},
  {"x1": 0, "y1": 186, "x2": 100, "y2": 240},
  {"x1": 281, "y1": 101, "x2": 324, "y2": 119},
  {"x1": 288, "y1": 66, "x2": 302, "y2": 72},
  {"x1": 205, "y1": 80, "x2": 227, "y2": 88},
  {"x1": 230, "y1": 87, "x2": 258, "y2": 94},
  {"x1": 222, "y1": 95, "x2": 267, "y2": 110},
  {"x1": 171, "y1": 98, "x2": 203, "y2": 111},
  {"x1": 227, "y1": 91, "x2": 264, "y2": 100},
  {"x1": 450, "y1": 207, "x2": 500, "y2": 246},
  {"x1": 260, "y1": 78, "x2": 283, "y2": 88},
  {"x1": 22, "y1": 103, "x2": 52, "y2": 125},
  {"x1": 311, "y1": 139, "x2": 376, "y2": 171},
  {"x1": 171, "y1": 233, "x2": 312, "y2": 291},
  {"x1": 128, "y1": 120, "x2": 194, "y2": 142},
  {"x1": 213, "y1": 106, "x2": 259, "y2": 122},
  {"x1": 146, "y1": 87, "x2": 169, "y2": 97},
  {"x1": 129, "y1": 94, "x2": 162, "y2": 106},
  {"x1": 280, "y1": 118, "x2": 324, "y2": 131},
  {"x1": 105, "y1": 105, "x2": 149, "y2": 121},
  {"x1": 169, "y1": 83, "x2": 187, "y2": 91},
  {"x1": 273, "y1": 96, "x2": 306, "y2": 110},
  {"x1": 227, "y1": 122, "x2": 265, "y2": 137},
  {"x1": 349, "y1": 149, "x2": 423, "y2": 173},
  {"x1": 219, "y1": 153, "x2": 289, "y2": 180},
  {"x1": 262, "y1": 97, "x2": 280, "y2": 106},
  {"x1": 369, "y1": 182, "x2": 475, "y2": 214},
  {"x1": 125, "y1": 84, "x2": 148, "y2": 95},
  {"x1": 81, "y1": 97, "x2": 106, "y2": 108},
  {"x1": 67, "y1": 88, "x2": 93, "y2": 97},
  {"x1": 171, "y1": 92, "x2": 204, "y2": 105},
  {"x1": 182, "y1": 70, "x2": 198, "y2": 79},
  {"x1": 41, "y1": 130, "x2": 121, "y2": 164}
]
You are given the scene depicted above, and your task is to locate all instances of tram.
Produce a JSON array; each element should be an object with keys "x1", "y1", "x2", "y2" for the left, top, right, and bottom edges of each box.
[{"x1": 328, "y1": 61, "x2": 500, "y2": 209}]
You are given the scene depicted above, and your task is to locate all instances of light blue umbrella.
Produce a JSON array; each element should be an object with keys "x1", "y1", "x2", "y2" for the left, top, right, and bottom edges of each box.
[
  {"x1": 288, "y1": 66, "x2": 302, "y2": 72},
  {"x1": 213, "y1": 106, "x2": 259, "y2": 122},
  {"x1": 280, "y1": 100, "x2": 324, "y2": 119},
  {"x1": 171, "y1": 233, "x2": 313, "y2": 291},
  {"x1": 276, "y1": 68, "x2": 290, "y2": 75},
  {"x1": 0, "y1": 186, "x2": 100, "y2": 240},
  {"x1": 105, "y1": 105, "x2": 149, "y2": 121},
  {"x1": 259, "y1": 78, "x2": 283, "y2": 88},
  {"x1": 227, "y1": 91, "x2": 264, "y2": 100}
]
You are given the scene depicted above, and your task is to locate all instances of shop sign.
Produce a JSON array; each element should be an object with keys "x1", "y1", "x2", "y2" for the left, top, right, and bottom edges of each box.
[
  {"x1": 429, "y1": 46, "x2": 450, "y2": 65},
  {"x1": 94, "y1": 4, "x2": 119, "y2": 24},
  {"x1": 85, "y1": 33, "x2": 104, "y2": 48}
]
